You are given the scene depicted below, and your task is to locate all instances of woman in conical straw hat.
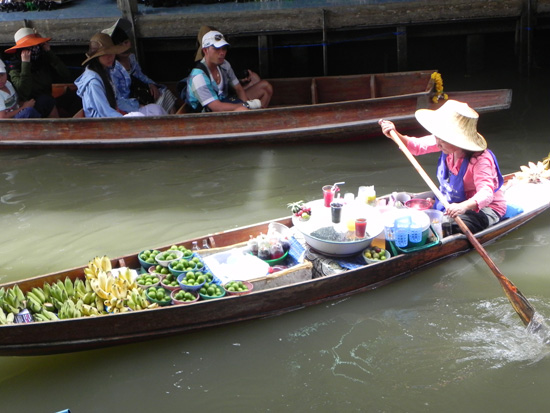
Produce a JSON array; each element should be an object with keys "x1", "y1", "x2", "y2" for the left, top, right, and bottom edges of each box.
[{"x1": 380, "y1": 99, "x2": 506, "y2": 234}]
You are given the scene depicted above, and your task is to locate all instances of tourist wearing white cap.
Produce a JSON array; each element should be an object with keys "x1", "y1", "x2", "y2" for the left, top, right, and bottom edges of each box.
[
  {"x1": 0, "y1": 59, "x2": 41, "y2": 119},
  {"x1": 193, "y1": 25, "x2": 272, "y2": 109},
  {"x1": 5, "y1": 27, "x2": 77, "y2": 117},
  {"x1": 186, "y1": 29, "x2": 263, "y2": 113},
  {"x1": 379, "y1": 100, "x2": 506, "y2": 234}
]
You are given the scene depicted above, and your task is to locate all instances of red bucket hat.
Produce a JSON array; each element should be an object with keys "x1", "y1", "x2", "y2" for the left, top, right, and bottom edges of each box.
[{"x1": 5, "y1": 28, "x2": 51, "y2": 54}]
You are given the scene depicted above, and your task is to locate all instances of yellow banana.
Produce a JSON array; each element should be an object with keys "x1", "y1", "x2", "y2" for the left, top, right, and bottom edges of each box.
[{"x1": 101, "y1": 256, "x2": 112, "y2": 272}]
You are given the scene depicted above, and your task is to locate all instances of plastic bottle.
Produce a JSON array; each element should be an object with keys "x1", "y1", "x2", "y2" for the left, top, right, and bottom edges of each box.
[
  {"x1": 202, "y1": 239, "x2": 210, "y2": 249},
  {"x1": 247, "y1": 235, "x2": 259, "y2": 255},
  {"x1": 191, "y1": 241, "x2": 200, "y2": 251}
]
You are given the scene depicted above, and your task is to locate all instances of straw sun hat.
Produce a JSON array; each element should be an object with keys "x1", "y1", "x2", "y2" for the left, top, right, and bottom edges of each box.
[
  {"x1": 415, "y1": 100, "x2": 487, "y2": 152},
  {"x1": 5, "y1": 28, "x2": 51, "y2": 54},
  {"x1": 81, "y1": 33, "x2": 130, "y2": 66}
]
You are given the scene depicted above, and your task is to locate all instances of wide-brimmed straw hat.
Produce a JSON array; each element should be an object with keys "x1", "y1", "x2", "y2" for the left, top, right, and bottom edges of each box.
[
  {"x1": 81, "y1": 33, "x2": 130, "y2": 66},
  {"x1": 5, "y1": 28, "x2": 51, "y2": 54},
  {"x1": 415, "y1": 100, "x2": 487, "y2": 152}
]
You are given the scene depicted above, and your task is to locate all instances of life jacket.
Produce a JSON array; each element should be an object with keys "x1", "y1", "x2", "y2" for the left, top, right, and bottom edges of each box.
[{"x1": 434, "y1": 150, "x2": 504, "y2": 211}]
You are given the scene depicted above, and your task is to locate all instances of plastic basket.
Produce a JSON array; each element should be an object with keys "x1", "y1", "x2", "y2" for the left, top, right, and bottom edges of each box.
[{"x1": 387, "y1": 225, "x2": 440, "y2": 255}]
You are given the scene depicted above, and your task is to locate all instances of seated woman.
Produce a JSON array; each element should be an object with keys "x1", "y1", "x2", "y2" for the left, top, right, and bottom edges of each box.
[
  {"x1": 379, "y1": 100, "x2": 506, "y2": 234},
  {"x1": 0, "y1": 58, "x2": 41, "y2": 118},
  {"x1": 5, "y1": 27, "x2": 81, "y2": 118},
  {"x1": 75, "y1": 33, "x2": 165, "y2": 118},
  {"x1": 103, "y1": 19, "x2": 177, "y2": 114}
]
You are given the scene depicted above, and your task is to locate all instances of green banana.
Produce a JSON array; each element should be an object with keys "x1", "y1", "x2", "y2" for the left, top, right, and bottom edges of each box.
[
  {"x1": 32, "y1": 287, "x2": 46, "y2": 303},
  {"x1": 42, "y1": 282, "x2": 51, "y2": 300},
  {"x1": 42, "y1": 308, "x2": 59, "y2": 321},
  {"x1": 26, "y1": 290, "x2": 43, "y2": 305},
  {"x1": 13, "y1": 285, "x2": 25, "y2": 303},
  {"x1": 64, "y1": 277, "x2": 75, "y2": 297},
  {"x1": 26, "y1": 296, "x2": 42, "y2": 314}
]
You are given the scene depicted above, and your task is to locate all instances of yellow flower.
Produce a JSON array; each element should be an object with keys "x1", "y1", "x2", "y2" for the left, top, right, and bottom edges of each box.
[{"x1": 431, "y1": 72, "x2": 448, "y2": 103}]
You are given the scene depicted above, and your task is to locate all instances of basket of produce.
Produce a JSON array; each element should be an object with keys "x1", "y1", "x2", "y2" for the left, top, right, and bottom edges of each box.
[
  {"x1": 160, "y1": 273, "x2": 180, "y2": 291},
  {"x1": 199, "y1": 282, "x2": 226, "y2": 300},
  {"x1": 138, "y1": 249, "x2": 161, "y2": 270},
  {"x1": 168, "y1": 258, "x2": 198, "y2": 276},
  {"x1": 223, "y1": 280, "x2": 254, "y2": 296},
  {"x1": 145, "y1": 286, "x2": 172, "y2": 306},
  {"x1": 362, "y1": 246, "x2": 391, "y2": 264},
  {"x1": 177, "y1": 271, "x2": 207, "y2": 292},
  {"x1": 155, "y1": 249, "x2": 183, "y2": 267},
  {"x1": 171, "y1": 288, "x2": 199, "y2": 305},
  {"x1": 135, "y1": 273, "x2": 161, "y2": 289}
]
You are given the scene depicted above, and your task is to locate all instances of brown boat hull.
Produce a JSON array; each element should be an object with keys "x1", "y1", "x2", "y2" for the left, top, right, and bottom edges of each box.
[
  {"x1": 0, "y1": 174, "x2": 545, "y2": 356},
  {"x1": 0, "y1": 70, "x2": 511, "y2": 149}
]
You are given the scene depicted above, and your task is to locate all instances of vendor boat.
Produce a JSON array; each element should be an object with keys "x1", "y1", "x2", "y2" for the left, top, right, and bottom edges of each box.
[
  {"x1": 0, "y1": 169, "x2": 547, "y2": 356},
  {"x1": 0, "y1": 70, "x2": 511, "y2": 149}
]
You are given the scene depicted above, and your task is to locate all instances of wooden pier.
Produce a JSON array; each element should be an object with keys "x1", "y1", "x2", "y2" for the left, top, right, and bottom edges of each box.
[{"x1": 1, "y1": 0, "x2": 549, "y2": 79}]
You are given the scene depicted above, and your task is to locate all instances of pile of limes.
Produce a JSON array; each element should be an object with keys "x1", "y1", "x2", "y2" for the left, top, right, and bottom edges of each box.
[
  {"x1": 224, "y1": 281, "x2": 249, "y2": 293},
  {"x1": 136, "y1": 274, "x2": 160, "y2": 287},
  {"x1": 199, "y1": 282, "x2": 224, "y2": 298},
  {"x1": 146, "y1": 286, "x2": 171, "y2": 305},
  {"x1": 173, "y1": 290, "x2": 198, "y2": 303}
]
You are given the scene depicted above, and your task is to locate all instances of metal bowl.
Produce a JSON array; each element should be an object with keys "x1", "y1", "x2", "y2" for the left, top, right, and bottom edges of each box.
[{"x1": 293, "y1": 199, "x2": 384, "y2": 257}]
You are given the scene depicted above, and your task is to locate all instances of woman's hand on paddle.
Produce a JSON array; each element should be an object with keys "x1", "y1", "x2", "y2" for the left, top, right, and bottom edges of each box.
[
  {"x1": 378, "y1": 119, "x2": 396, "y2": 138},
  {"x1": 445, "y1": 200, "x2": 476, "y2": 218}
]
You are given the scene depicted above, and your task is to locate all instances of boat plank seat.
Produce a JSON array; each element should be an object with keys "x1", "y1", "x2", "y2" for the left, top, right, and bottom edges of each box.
[
  {"x1": 315, "y1": 74, "x2": 373, "y2": 103},
  {"x1": 52, "y1": 83, "x2": 77, "y2": 99},
  {"x1": 373, "y1": 72, "x2": 433, "y2": 97},
  {"x1": 269, "y1": 78, "x2": 317, "y2": 106}
]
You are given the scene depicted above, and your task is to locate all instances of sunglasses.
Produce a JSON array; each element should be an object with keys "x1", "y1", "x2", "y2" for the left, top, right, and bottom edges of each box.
[{"x1": 213, "y1": 34, "x2": 224, "y2": 41}]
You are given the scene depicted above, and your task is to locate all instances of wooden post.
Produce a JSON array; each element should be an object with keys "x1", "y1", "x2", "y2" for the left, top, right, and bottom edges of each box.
[
  {"x1": 117, "y1": 0, "x2": 140, "y2": 61},
  {"x1": 258, "y1": 35, "x2": 270, "y2": 79},
  {"x1": 518, "y1": 0, "x2": 534, "y2": 76},
  {"x1": 396, "y1": 26, "x2": 407, "y2": 71},
  {"x1": 322, "y1": 9, "x2": 328, "y2": 76}
]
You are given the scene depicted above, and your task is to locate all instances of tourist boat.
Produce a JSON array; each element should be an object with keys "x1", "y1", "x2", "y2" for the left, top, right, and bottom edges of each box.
[
  {"x1": 0, "y1": 167, "x2": 547, "y2": 356},
  {"x1": 0, "y1": 70, "x2": 511, "y2": 149}
]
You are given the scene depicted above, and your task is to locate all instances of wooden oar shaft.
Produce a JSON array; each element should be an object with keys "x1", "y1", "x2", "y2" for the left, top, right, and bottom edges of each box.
[{"x1": 388, "y1": 130, "x2": 535, "y2": 326}]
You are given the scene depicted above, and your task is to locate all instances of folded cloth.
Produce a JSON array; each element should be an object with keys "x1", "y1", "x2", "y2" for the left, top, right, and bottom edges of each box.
[
  {"x1": 502, "y1": 203, "x2": 524, "y2": 219},
  {"x1": 246, "y1": 99, "x2": 262, "y2": 109}
]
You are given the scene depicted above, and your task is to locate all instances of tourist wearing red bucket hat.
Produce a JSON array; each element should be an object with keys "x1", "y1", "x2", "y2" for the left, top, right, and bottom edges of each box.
[
  {"x1": 379, "y1": 100, "x2": 506, "y2": 234},
  {"x1": 5, "y1": 27, "x2": 78, "y2": 118}
]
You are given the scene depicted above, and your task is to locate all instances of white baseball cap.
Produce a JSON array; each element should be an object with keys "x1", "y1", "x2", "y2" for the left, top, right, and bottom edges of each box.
[{"x1": 201, "y1": 31, "x2": 230, "y2": 49}]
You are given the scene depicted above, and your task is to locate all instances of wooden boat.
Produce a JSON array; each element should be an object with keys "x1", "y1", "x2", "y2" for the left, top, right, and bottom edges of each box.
[
  {"x1": 0, "y1": 70, "x2": 511, "y2": 149},
  {"x1": 0, "y1": 170, "x2": 548, "y2": 356}
]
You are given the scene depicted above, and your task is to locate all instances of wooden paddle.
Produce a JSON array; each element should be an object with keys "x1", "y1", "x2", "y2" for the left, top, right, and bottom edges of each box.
[{"x1": 388, "y1": 129, "x2": 535, "y2": 326}]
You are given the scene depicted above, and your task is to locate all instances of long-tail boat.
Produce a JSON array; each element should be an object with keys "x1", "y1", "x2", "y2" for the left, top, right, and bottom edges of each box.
[
  {"x1": 0, "y1": 166, "x2": 547, "y2": 356},
  {"x1": 0, "y1": 70, "x2": 511, "y2": 149}
]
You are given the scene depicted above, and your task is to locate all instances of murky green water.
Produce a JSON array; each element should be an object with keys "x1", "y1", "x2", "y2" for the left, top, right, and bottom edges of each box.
[{"x1": 1, "y1": 70, "x2": 550, "y2": 412}]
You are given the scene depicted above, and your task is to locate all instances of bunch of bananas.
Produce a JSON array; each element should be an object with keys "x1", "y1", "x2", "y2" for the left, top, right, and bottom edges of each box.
[
  {"x1": 85, "y1": 256, "x2": 150, "y2": 313},
  {"x1": 0, "y1": 285, "x2": 25, "y2": 315},
  {"x1": 127, "y1": 288, "x2": 158, "y2": 311},
  {"x1": 0, "y1": 307, "x2": 15, "y2": 325}
]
